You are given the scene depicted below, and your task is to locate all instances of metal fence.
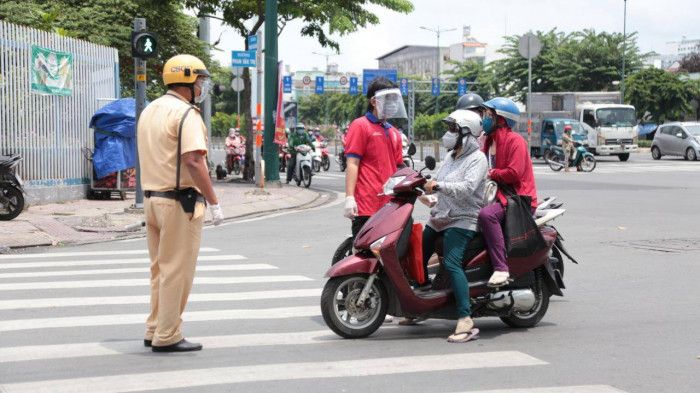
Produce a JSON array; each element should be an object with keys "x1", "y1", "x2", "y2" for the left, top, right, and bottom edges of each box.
[{"x1": 0, "y1": 21, "x2": 119, "y2": 201}]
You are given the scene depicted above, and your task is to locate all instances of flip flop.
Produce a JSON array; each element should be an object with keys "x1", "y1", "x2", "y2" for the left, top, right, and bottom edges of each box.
[{"x1": 447, "y1": 328, "x2": 480, "y2": 343}]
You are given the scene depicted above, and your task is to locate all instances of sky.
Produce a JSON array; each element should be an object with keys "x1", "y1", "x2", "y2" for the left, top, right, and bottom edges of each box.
[{"x1": 208, "y1": 0, "x2": 699, "y2": 74}]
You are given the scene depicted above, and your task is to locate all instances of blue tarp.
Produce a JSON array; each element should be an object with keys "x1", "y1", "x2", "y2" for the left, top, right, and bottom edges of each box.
[
  {"x1": 638, "y1": 123, "x2": 657, "y2": 137},
  {"x1": 89, "y1": 98, "x2": 136, "y2": 179}
]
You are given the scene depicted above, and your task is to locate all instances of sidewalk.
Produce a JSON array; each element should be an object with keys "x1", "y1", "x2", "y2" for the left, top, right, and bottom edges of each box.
[{"x1": 0, "y1": 180, "x2": 322, "y2": 251}]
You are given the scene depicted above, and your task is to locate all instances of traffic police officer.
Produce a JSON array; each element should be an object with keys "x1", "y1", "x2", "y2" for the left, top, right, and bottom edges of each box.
[{"x1": 138, "y1": 54, "x2": 224, "y2": 352}]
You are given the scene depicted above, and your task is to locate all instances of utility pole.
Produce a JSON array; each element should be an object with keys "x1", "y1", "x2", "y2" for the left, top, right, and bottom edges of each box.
[
  {"x1": 198, "y1": 16, "x2": 212, "y2": 146},
  {"x1": 620, "y1": 0, "x2": 627, "y2": 104},
  {"x1": 420, "y1": 26, "x2": 456, "y2": 114},
  {"x1": 263, "y1": 0, "x2": 280, "y2": 183},
  {"x1": 133, "y1": 18, "x2": 146, "y2": 209}
]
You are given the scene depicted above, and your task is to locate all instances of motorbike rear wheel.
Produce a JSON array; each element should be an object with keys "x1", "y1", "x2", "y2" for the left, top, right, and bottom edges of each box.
[
  {"x1": 321, "y1": 274, "x2": 388, "y2": 339},
  {"x1": 578, "y1": 155, "x2": 596, "y2": 172},
  {"x1": 302, "y1": 166, "x2": 312, "y2": 188},
  {"x1": 500, "y1": 269, "x2": 550, "y2": 328},
  {"x1": 322, "y1": 156, "x2": 331, "y2": 171},
  {"x1": 0, "y1": 186, "x2": 24, "y2": 221}
]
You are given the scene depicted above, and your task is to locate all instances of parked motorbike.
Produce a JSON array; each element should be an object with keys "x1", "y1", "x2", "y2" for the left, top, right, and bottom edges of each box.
[
  {"x1": 292, "y1": 144, "x2": 313, "y2": 188},
  {"x1": 545, "y1": 142, "x2": 596, "y2": 172},
  {"x1": 321, "y1": 157, "x2": 577, "y2": 338},
  {"x1": 0, "y1": 154, "x2": 26, "y2": 221}
]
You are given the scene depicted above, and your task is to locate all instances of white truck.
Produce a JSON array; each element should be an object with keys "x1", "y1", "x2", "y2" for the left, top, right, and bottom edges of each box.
[{"x1": 519, "y1": 92, "x2": 638, "y2": 161}]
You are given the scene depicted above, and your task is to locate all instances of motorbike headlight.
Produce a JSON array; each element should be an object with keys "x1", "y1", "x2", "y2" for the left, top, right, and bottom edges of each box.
[
  {"x1": 382, "y1": 176, "x2": 406, "y2": 196},
  {"x1": 370, "y1": 236, "x2": 386, "y2": 259}
]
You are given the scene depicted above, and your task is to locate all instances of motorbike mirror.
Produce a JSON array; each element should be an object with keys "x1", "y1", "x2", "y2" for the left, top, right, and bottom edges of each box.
[
  {"x1": 424, "y1": 156, "x2": 436, "y2": 171},
  {"x1": 407, "y1": 143, "x2": 416, "y2": 156}
]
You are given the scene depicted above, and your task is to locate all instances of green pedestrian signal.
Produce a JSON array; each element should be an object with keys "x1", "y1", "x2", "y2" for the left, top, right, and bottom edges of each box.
[{"x1": 131, "y1": 31, "x2": 158, "y2": 59}]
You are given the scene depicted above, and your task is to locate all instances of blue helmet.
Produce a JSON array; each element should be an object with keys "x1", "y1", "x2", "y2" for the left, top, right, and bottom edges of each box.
[{"x1": 482, "y1": 97, "x2": 520, "y2": 128}]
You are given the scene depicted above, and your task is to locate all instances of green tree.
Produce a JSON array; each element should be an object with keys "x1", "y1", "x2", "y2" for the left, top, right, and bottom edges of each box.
[
  {"x1": 625, "y1": 68, "x2": 700, "y2": 123},
  {"x1": 211, "y1": 111, "x2": 234, "y2": 137},
  {"x1": 413, "y1": 112, "x2": 449, "y2": 140},
  {"x1": 444, "y1": 60, "x2": 499, "y2": 101}
]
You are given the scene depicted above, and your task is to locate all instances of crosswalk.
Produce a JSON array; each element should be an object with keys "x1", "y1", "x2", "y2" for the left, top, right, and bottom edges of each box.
[{"x1": 0, "y1": 246, "x2": 628, "y2": 393}]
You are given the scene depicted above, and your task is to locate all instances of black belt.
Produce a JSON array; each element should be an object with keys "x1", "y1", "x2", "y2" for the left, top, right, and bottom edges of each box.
[{"x1": 145, "y1": 190, "x2": 205, "y2": 203}]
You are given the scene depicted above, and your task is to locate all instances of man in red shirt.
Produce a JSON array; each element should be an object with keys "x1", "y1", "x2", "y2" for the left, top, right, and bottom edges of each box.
[{"x1": 344, "y1": 77, "x2": 406, "y2": 236}]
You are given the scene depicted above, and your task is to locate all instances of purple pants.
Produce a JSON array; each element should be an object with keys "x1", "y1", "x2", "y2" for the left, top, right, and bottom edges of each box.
[{"x1": 477, "y1": 202, "x2": 509, "y2": 272}]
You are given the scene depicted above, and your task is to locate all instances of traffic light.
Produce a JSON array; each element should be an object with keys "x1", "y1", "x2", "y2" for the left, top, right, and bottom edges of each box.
[{"x1": 131, "y1": 31, "x2": 158, "y2": 59}]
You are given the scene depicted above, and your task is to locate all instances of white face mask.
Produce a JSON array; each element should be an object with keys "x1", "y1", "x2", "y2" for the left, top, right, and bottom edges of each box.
[
  {"x1": 194, "y1": 78, "x2": 211, "y2": 104},
  {"x1": 442, "y1": 131, "x2": 459, "y2": 150}
]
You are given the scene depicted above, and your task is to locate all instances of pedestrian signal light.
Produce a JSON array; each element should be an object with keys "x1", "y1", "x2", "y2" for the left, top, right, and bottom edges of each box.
[{"x1": 131, "y1": 32, "x2": 158, "y2": 59}]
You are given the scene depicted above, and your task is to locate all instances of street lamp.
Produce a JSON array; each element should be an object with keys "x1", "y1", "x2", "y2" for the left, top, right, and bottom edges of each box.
[
  {"x1": 312, "y1": 51, "x2": 341, "y2": 74},
  {"x1": 420, "y1": 26, "x2": 456, "y2": 114},
  {"x1": 620, "y1": 0, "x2": 627, "y2": 104}
]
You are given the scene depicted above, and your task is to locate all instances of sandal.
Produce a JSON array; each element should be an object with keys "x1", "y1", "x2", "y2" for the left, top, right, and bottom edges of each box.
[{"x1": 447, "y1": 328, "x2": 480, "y2": 343}]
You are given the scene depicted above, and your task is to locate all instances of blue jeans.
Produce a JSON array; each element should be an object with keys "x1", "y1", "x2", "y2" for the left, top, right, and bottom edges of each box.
[{"x1": 423, "y1": 226, "x2": 476, "y2": 318}]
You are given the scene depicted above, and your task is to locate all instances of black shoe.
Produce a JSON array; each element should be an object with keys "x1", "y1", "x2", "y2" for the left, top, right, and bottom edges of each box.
[
  {"x1": 144, "y1": 339, "x2": 152, "y2": 347},
  {"x1": 151, "y1": 339, "x2": 202, "y2": 353}
]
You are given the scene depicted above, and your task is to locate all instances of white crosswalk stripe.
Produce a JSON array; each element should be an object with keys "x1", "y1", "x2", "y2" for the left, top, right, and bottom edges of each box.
[
  {"x1": 0, "y1": 254, "x2": 246, "y2": 269},
  {"x1": 0, "y1": 263, "x2": 277, "y2": 279},
  {"x1": 0, "y1": 247, "x2": 219, "y2": 260}
]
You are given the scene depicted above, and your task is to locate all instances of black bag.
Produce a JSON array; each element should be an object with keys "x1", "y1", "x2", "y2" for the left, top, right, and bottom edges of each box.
[{"x1": 503, "y1": 188, "x2": 547, "y2": 258}]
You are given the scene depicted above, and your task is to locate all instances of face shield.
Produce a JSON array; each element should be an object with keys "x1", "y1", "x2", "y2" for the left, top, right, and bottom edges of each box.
[
  {"x1": 194, "y1": 77, "x2": 212, "y2": 104},
  {"x1": 373, "y1": 88, "x2": 407, "y2": 120}
]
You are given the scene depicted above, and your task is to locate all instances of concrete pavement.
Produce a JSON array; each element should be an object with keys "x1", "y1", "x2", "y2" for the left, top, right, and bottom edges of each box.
[{"x1": 0, "y1": 179, "x2": 322, "y2": 251}]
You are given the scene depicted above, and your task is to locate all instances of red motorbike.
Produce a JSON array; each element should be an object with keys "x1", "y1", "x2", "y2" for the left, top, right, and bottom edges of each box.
[
  {"x1": 320, "y1": 141, "x2": 331, "y2": 171},
  {"x1": 279, "y1": 145, "x2": 291, "y2": 173},
  {"x1": 321, "y1": 157, "x2": 577, "y2": 339}
]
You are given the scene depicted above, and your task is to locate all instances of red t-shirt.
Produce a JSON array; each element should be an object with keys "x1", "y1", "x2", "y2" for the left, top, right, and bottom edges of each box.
[{"x1": 345, "y1": 113, "x2": 404, "y2": 216}]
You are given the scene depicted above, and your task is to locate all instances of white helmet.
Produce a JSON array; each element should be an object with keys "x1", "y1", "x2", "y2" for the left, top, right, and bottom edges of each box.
[{"x1": 443, "y1": 109, "x2": 483, "y2": 138}]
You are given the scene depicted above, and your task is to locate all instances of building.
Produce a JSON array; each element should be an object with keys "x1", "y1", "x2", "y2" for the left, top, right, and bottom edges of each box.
[
  {"x1": 376, "y1": 26, "x2": 487, "y2": 78},
  {"x1": 648, "y1": 37, "x2": 700, "y2": 70},
  {"x1": 665, "y1": 37, "x2": 700, "y2": 58}
]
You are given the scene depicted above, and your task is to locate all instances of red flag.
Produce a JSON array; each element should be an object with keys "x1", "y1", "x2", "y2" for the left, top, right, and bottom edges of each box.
[{"x1": 274, "y1": 61, "x2": 287, "y2": 146}]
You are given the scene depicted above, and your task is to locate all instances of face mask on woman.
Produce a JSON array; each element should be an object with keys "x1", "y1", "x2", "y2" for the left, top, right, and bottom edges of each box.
[
  {"x1": 442, "y1": 131, "x2": 459, "y2": 150},
  {"x1": 482, "y1": 112, "x2": 495, "y2": 135}
]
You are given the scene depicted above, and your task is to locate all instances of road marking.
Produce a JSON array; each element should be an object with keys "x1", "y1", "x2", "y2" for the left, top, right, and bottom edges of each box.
[
  {"x1": 0, "y1": 288, "x2": 322, "y2": 310},
  {"x1": 0, "y1": 305, "x2": 320, "y2": 332},
  {"x1": 0, "y1": 264, "x2": 277, "y2": 279},
  {"x1": 0, "y1": 352, "x2": 546, "y2": 392},
  {"x1": 0, "y1": 275, "x2": 313, "y2": 291},
  {"x1": 0, "y1": 247, "x2": 219, "y2": 260},
  {"x1": 0, "y1": 254, "x2": 247, "y2": 270},
  {"x1": 453, "y1": 386, "x2": 628, "y2": 393}
]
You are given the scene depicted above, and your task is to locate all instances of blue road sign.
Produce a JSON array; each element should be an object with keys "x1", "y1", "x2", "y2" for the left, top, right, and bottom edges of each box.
[
  {"x1": 399, "y1": 78, "x2": 409, "y2": 96},
  {"x1": 458, "y1": 78, "x2": 467, "y2": 97},
  {"x1": 232, "y1": 50, "x2": 256, "y2": 67},
  {"x1": 362, "y1": 69, "x2": 397, "y2": 95},
  {"x1": 283, "y1": 76, "x2": 292, "y2": 93},
  {"x1": 315, "y1": 76, "x2": 324, "y2": 94},
  {"x1": 349, "y1": 77, "x2": 358, "y2": 95},
  {"x1": 247, "y1": 35, "x2": 258, "y2": 51},
  {"x1": 431, "y1": 78, "x2": 440, "y2": 96}
]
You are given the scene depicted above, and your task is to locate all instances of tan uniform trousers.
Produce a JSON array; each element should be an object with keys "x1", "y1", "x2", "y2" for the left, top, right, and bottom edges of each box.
[{"x1": 144, "y1": 196, "x2": 205, "y2": 346}]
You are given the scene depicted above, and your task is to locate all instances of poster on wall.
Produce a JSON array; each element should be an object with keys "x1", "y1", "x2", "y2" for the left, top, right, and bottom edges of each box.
[{"x1": 30, "y1": 45, "x2": 73, "y2": 96}]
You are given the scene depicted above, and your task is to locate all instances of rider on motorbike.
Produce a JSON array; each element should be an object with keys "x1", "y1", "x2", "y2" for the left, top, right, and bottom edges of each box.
[
  {"x1": 285, "y1": 126, "x2": 315, "y2": 184},
  {"x1": 416, "y1": 109, "x2": 488, "y2": 342},
  {"x1": 477, "y1": 97, "x2": 538, "y2": 287}
]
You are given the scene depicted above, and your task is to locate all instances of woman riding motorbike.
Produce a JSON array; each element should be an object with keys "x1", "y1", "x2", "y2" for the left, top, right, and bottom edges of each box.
[{"x1": 416, "y1": 109, "x2": 488, "y2": 343}]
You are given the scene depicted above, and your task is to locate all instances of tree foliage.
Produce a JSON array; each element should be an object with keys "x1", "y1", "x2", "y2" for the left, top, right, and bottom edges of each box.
[
  {"x1": 297, "y1": 93, "x2": 366, "y2": 128},
  {"x1": 624, "y1": 68, "x2": 700, "y2": 123}
]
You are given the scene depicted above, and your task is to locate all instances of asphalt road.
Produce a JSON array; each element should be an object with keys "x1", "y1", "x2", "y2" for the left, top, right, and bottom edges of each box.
[{"x1": 1, "y1": 152, "x2": 698, "y2": 393}]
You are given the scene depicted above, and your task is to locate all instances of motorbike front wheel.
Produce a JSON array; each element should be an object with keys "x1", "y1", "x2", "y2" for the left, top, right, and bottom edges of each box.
[
  {"x1": 578, "y1": 155, "x2": 596, "y2": 172},
  {"x1": 544, "y1": 151, "x2": 564, "y2": 172},
  {"x1": 500, "y1": 269, "x2": 550, "y2": 328},
  {"x1": 0, "y1": 186, "x2": 24, "y2": 221},
  {"x1": 321, "y1": 274, "x2": 388, "y2": 339},
  {"x1": 312, "y1": 160, "x2": 321, "y2": 173},
  {"x1": 302, "y1": 166, "x2": 312, "y2": 188},
  {"x1": 322, "y1": 156, "x2": 330, "y2": 171}
]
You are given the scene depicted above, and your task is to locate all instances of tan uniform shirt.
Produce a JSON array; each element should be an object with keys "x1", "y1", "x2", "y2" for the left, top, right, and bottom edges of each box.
[{"x1": 137, "y1": 91, "x2": 208, "y2": 192}]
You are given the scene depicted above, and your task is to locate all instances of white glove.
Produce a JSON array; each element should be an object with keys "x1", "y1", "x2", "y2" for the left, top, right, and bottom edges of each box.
[
  {"x1": 418, "y1": 195, "x2": 438, "y2": 208},
  {"x1": 208, "y1": 204, "x2": 224, "y2": 226},
  {"x1": 344, "y1": 196, "x2": 358, "y2": 219}
]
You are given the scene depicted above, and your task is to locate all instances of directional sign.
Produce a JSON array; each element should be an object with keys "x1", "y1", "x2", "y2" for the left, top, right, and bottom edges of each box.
[
  {"x1": 349, "y1": 77, "x2": 358, "y2": 95},
  {"x1": 399, "y1": 78, "x2": 409, "y2": 96},
  {"x1": 339, "y1": 76, "x2": 348, "y2": 86},
  {"x1": 315, "y1": 76, "x2": 324, "y2": 94},
  {"x1": 232, "y1": 50, "x2": 256, "y2": 67},
  {"x1": 431, "y1": 78, "x2": 440, "y2": 96},
  {"x1": 283, "y1": 76, "x2": 292, "y2": 93},
  {"x1": 247, "y1": 35, "x2": 258, "y2": 51},
  {"x1": 458, "y1": 78, "x2": 468, "y2": 97},
  {"x1": 362, "y1": 69, "x2": 397, "y2": 95},
  {"x1": 131, "y1": 31, "x2": 158, "y2": 59}
]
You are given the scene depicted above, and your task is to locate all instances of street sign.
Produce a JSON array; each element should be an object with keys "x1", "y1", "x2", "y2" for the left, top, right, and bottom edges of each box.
[
  {"x1": 131, "y1": 31, "x2": 158, "y2": 59},
  {"x1": 315, "y1": 76, "x2": 324, "y2": 94},
  {"x1": 283, "y1": 76, "x2": 292, "y2": 93},
  {"x1": 518, "y1": 32, "x2": 542, "y2": 59},
  {"x1": 339, "y1": 76, "x2": 348, "y2": 86},
  {"x1": 230, "y1": 77, "x2": 244, "y2": 92},
  {"x1": 349, "y1": 77, "x2": 358, "y2": 95},
  {"x1": 247, "y1": 35, "x2": 258, "y2": 51},
  {"x1": 232, "y1": 50, "x2": 256, "y2": 67},
  {"x1": 362, "y1": 69, "x2": 397, "y2": 95},
  {"x1": 431, "y1": 78, "x2": 440, "y2": 96},
  {"x1": 399, "y1": 78, "x2": 409, "y2": 96},
  {"x1": 302, "y1": 75, "x2": 312, "y2": 85},
  {"x1": 458, "y1": 78, "x2": 468, "y2": 96}
]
